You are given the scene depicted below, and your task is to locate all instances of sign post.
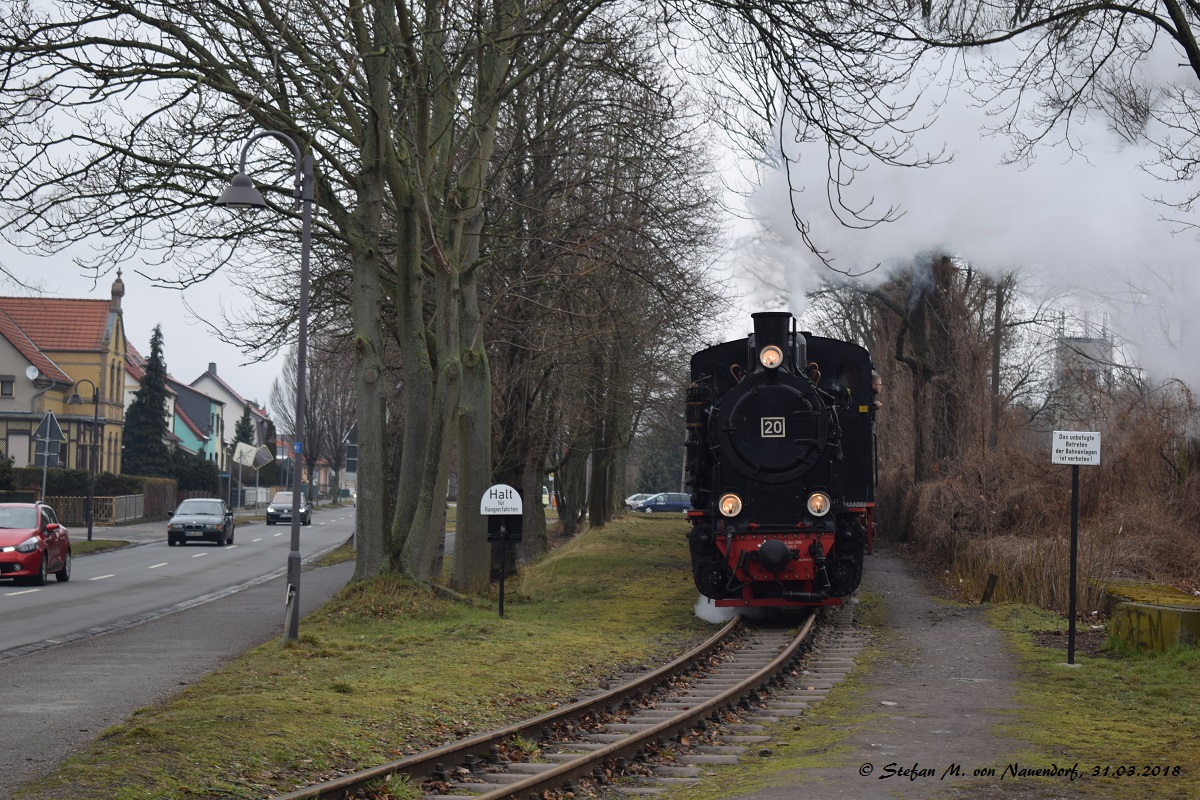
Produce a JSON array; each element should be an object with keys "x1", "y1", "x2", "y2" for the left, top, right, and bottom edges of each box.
[
  {"x1": 33, "y1": 411, "x2": 65, "y2": 502},
  {"x1": 481, "y1": 483, "x2": 523, "y2": 617},
  {"x1": 1051, "y1": 431, "x2": 1102, "y2": 665}
]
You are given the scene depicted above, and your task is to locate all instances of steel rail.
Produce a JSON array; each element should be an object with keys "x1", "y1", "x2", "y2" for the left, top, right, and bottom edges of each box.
[
  {"x1": 467, "y1": 612, "x2": 817, "y2": 800},
  {"x1": 274, "y1": 617, "x2": 742, "y2": 799}
]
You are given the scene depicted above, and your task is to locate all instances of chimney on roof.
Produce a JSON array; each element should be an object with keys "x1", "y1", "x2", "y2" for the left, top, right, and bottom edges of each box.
[
  {"x1": 110, "y1": 269, "x2": 125, "y2": 312},
  {"x1": 208, "y1": 362, "x2": 217, "y2": 375}
]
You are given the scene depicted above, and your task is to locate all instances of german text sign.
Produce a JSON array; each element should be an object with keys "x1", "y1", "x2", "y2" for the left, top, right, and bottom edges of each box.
[
  {"x1": 1051, "y1": 431, "x2": 1101, "y2": 466},
  {"x1": 480, "y1": 483, "x2": 523, "y2": 516}
]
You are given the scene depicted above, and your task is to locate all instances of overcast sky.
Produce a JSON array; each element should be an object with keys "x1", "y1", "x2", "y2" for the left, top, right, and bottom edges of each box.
[
  {"x1": 6, "y1": 35, "x2": 1200, "y2": 418},
  {"x1": 0, "y1": 250, "x2": 286, "y2": 413},
  {"x1": 739, "y1": 43, "x2": 1200, "y2": 390}
]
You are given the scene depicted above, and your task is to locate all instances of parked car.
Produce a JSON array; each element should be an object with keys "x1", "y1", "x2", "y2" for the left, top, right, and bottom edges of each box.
[
  {"x1": 167, "y1": 498, "x2": 234, "y2": 546},
  {"x1": 635, "y1": 492, "x2": 692, "y2": 513},
  {"x1": 266, "y1": 492, "x2": 311, "y2": 526},
  {"x1": 624, "y1": 493, "x2": 654, "y2": 510},
  {"x1": 0, "y1": 502, "x2": 71, "y2": 584}
]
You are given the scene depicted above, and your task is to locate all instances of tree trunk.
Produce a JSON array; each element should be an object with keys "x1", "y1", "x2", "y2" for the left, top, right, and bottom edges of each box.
[
  {"x1": 390, "y1": 200, "x2": 436, "y2": 573},
  {"x1": 351, "y1": 13, "x2": 392, "y2": 581},
  {"x1": 989, "y1": 277, "x2": 1007, "y2": 451},
  {"x1": 351, "y1": 244, "x2": 387, "y2": 580},
  {"x1": 453, "y1": 269, "x2": 493, "y2": 592}
]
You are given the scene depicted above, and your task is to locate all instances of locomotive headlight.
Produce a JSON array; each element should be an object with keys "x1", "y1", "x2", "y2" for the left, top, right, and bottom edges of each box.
[
  {"x1": 718, "y1": 493, "x2": 743, "y2": 517},
  {"x1": 806, "y1": 492, "x2": 831, "y2": 517},
  {"x1": 759, "y1": 345, "x2": 784, "y2": 369}
]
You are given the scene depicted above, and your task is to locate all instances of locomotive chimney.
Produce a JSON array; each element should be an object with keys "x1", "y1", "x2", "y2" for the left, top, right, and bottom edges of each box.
[{"x1": 751, "y1": 311, "x2": 797, "y2": 371}]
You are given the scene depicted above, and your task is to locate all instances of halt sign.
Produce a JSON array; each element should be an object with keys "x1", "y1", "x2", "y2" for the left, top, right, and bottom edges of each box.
[
  {"x1": 480, "y1": 483, "x2": 523, "y2": 516},
  {"x1": 1051, "y1": 431, "x2": 1101, "y2": 466},
  {"x1": 481, "y1": 483, "x2": 523, "y2": 618}
]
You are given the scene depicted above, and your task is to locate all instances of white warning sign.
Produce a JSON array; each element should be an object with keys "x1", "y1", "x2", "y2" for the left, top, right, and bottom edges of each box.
[
  {"x1": 1051, "y1": 431, "x2": 1101, "y2": 466},
  {"x1": 480, "y1": 483, "x2": 523, "y2": 515}
]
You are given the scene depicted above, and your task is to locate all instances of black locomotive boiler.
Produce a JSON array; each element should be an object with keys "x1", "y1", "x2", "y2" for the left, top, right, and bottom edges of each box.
[{"x1": 685, "y1": 311, "x2": 876, "y2": 607}]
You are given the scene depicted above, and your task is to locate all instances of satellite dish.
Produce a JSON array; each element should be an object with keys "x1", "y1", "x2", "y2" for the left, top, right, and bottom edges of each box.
[{"x1": 25, "y1": 366, "x2": 38, "y2": 381}]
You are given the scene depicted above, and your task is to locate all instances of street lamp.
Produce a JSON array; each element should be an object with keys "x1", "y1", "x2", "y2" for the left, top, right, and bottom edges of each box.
[
  {"x1": 68, "y1": 379, "x2": 100, "y2": 542},
  {"x1": 216, "y1": 130, "x2": 312, "y2": 642}
]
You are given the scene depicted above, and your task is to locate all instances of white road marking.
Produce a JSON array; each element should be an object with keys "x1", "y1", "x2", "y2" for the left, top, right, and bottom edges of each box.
[
  {"x1": 226, "y1": 545, "x2": 238, "y2": 549},
  {"x1": 4, "y1": 588, "x2": 40, "y2": 596},
  {"x1": 273, "y1": 533, "x2": 284, "y2": 537},
  {"x1": 191, "y1": 553, "x2": 207, "y2": 558},
  {"x1": 148, "y1": 562, "x2": 168, "y2": 569},
  {"x1": 89, "y1": 574, "x2": 115, "y2": 581},
  {"x1": 252, "y1": 538, "x2": 262, "y2": 542}
]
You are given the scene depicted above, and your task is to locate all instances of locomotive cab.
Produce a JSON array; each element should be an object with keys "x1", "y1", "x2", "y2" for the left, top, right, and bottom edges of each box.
[{"x1": 686, "y1": 312, "x2": 876, "y2": 608}]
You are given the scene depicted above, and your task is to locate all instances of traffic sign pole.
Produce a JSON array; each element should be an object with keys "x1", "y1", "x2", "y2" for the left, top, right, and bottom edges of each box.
[
  {"x1": 1068, "y1": 464, "x2": 1080, "y2": 664},
  {"x1": 1052, "y1": 431, "x2": 1100, "y2": 666}
]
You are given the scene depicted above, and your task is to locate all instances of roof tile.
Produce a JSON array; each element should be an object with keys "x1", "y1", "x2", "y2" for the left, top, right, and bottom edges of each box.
[{"x1": 0, "y1": 297, "x2": 111, "y2": 351}]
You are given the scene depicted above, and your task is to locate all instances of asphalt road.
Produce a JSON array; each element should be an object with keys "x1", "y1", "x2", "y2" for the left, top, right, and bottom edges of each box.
[
  {"x1": 1, "y1": 506, "x2": 354, "y2": 656},
  {"x1": 0, "y1": 507, "x2": 357, "y2": 798}
]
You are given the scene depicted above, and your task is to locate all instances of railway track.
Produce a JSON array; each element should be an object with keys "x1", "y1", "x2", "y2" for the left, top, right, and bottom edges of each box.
[{"x1": 276, "y1": 608, "x2": 863, "y2": 800}]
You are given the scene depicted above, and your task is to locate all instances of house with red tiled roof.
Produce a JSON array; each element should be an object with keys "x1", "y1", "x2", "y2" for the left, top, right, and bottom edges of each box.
[{"x1": 0, "y1": 274, "x2": 127, "y2": 472}]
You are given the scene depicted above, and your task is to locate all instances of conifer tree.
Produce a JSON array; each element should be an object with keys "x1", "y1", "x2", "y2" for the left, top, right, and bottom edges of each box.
[
  {"x1": 122, "y1": 325, "x2": 172, "y2": 476},
  {"x1": 230, "y1": 407, "x2": 255, "y2": 455}
]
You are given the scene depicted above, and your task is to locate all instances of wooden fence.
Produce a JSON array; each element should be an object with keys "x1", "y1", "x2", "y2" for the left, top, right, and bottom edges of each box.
[{"x1": 44, "y1": 495, "x2": 146, "y2": 526}]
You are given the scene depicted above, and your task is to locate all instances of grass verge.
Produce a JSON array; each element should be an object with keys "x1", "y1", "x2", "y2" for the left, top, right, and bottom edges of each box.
[
  {"x1": 985, "y1": 604, "x2": 1199, "y2": 799},
  {"x1": 70, "y1": 538, "x2": 127, "y2": 556},
  {"x1": 17, "y1": 516, "x2": 710, "y2": 800}
]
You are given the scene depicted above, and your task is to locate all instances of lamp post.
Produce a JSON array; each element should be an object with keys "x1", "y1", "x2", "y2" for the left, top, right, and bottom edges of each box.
[
  {"x1": 68, "y1": 379, "x2": 100, "y2": 542},
  {"x1": 216, "y1": 130, "x2": 312, "y2": 642}
]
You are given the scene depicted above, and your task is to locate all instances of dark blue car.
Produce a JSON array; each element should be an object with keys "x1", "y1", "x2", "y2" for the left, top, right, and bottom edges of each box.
[{"x1": 635, "y1": 492, "x2": 692, "y2": 513}]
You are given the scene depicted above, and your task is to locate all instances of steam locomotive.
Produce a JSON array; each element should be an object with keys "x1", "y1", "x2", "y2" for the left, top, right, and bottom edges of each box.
[{"x1": 685, "y1": 312, "x2": 876, "y2": 607}]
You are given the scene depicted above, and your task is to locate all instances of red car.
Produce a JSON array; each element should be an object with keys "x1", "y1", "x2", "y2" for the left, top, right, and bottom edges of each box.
[{"x1": 0, "y1": 503, "x2": 71, "y2": 585}]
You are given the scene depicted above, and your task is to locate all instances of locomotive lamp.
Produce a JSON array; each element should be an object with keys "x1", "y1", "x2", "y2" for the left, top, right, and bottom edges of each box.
[
  {"x1": 759, "y1": 345, "x2": 783, "y2": 369},
  {"x1": 718, "y1": 493, "x2": 743, "y2": 517},
  {"x1": 806, "y1": 492, "x2": 831, "y2": 516}
]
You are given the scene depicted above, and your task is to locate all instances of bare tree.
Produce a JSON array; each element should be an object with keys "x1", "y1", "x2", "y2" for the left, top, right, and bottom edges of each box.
[
  {"x1": 897, "y1": 3, "x2": 1200, "y2": 215},
  {"x1": 310, "y1": 344, "x2": 356, "y2": 500},
  {"x1": 0, "y1": 0, "x2": 971, "y2": 588}
]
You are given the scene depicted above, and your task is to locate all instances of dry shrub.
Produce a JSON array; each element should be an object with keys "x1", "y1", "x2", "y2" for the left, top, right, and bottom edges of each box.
[{"x1": 885, "y1": 382, "x2": 1200, "y2": 607}]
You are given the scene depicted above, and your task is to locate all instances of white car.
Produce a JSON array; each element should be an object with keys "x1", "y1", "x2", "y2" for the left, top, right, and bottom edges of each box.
[{"x1": 625, "y1": 493, "x2": 654, "y2": 510}]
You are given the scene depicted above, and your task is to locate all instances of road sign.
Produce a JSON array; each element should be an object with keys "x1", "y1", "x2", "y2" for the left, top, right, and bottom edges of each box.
[
  {"x1": 481, "y1": 483, "x2": 524, "y2": 617},
  {"x1": 253, "y1": 444, "x2": 274, "y2": 468},
  {"x1": 33, "y1": 411, "x2": 64, "y2": 444},
  {"x1": 1051, "y1": 431, "x2": 1101, "y2": 466},
  {"x1": 480, "y1": 483, "x2": 523, "y2": 515},
  {"x1": 232, "y1": 442, "x2": 259, "y2": 467},
  {"x1": 1051, "y1": 430, "x2": 1101, "y2": 666},
  {"x1": 33, "y1": 411, "x2": 64, "y2": 468}
]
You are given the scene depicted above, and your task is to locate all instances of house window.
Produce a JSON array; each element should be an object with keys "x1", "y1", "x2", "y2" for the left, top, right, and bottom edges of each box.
[{"x1": 0, "y1": 376, "x2": 13, "y2": 397}]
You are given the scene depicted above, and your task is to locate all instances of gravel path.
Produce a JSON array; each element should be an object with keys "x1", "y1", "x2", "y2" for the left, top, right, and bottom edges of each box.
[{"x1": 708, "y1": 541, "x2": 1080, "y2": 799}]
